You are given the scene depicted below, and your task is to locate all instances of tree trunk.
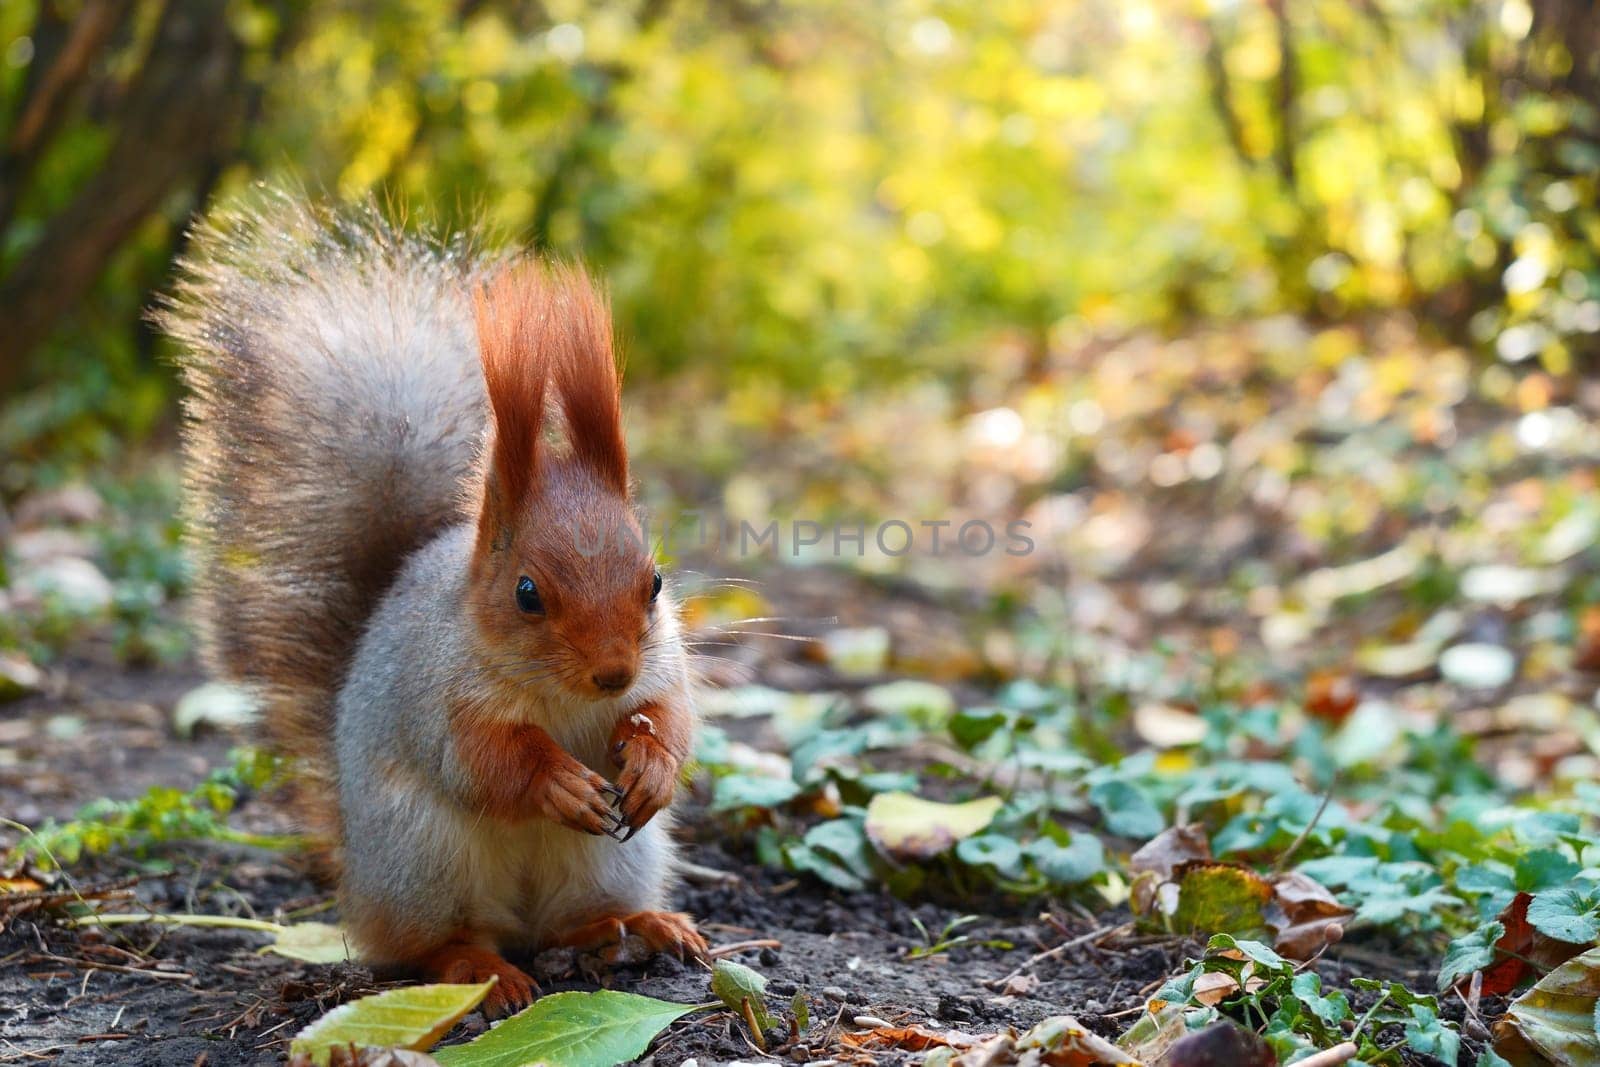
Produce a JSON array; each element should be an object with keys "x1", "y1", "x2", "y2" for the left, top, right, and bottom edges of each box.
[{"x1": 0, "y1": 0, "x2": 245, "y2": 398}]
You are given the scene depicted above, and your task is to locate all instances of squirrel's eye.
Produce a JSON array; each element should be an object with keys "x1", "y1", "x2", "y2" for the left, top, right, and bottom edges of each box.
[
  {"x1": 515, "y1": 575, "x2": 544, "y2": 615},
  {"x1": 651, "y1": 571, "x2": 663, "y2": 602}
]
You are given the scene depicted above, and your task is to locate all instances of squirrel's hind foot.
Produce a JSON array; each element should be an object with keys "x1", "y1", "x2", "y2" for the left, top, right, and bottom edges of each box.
[
  {"x1": 420, "y1": 939, "x2": 538, "y2": 1019},
  {"x1": 555, "y1": 909, "x2": 710, "y2": 963}
]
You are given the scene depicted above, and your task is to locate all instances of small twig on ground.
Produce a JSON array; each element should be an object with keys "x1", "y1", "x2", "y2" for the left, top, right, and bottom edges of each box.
[
  {"x1": 985, "y1": 921, "x2": 1132, "y2": 989},
  {"x1": 708, "y1": 939, "x2": 782, "y2": 959},
  {"x1": 1273, "y1": 773, "x2": 1339, "y2": 874},
  {"x1": 0, "y1": 1038, "x2": 67, "y2": 1062},
  {"x1": 28, "y1": 951, "x2": 192, "y2": 982},
  {"x1": 1101, "y1": 1004, "x2": 1150, "y2": 1020},
  {"x1": 1457, "y1": 971, "x2": 1490, "y2": 1041},
  {"x1": 677, "y1": 861, "x2": 742, "y2": 887},
  {"x1": 1292, "y1": 1042, "x2": 1359, "y2": 1067}
]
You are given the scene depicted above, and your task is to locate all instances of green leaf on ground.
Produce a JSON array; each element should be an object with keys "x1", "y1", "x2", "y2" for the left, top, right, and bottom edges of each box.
[
  {"x1": 1089, "y1": 779, "x2": 1164, "y2": 839},
  {"x1": 955, "y1": 833, "x2": 1025, "y2": 878},
  {"x1": 711, "y1": 959, "x2": 773, "y2": 1031},
  {"x1": 786, "y1": 818, "x2": 876, "y2": 890},
  {"x1": 433, "y1": 990, "x2": 697, "y2": 1067},
  {"x1": 291, "y1": 981, "x2": 494, "y2": 1066},
  {"x1": 1405, "y1": 1003, "x2": 1461, "y2": 1066},
  {"x1": 860, "y1": 680, "x2": 955, "y2": 727},
  {"x1": 1206, "y1": 934, "x2": 1288, "y2": 972},
  {"x1": 711, "y1": 773, "x2": 801, "y2": 813},
  {"x1": 1526, "y1": 887, "x2": 1600, "y2": 945},
  {"x1": 948, "y1": 707, "x2": 1011, "y2": 749},
  {"x1": 1025, "y1": 832, "x2": 1105, "y2": 885},
  {"x1": 1439, "y1": 921, "x2": 1506, "y2": 990}
]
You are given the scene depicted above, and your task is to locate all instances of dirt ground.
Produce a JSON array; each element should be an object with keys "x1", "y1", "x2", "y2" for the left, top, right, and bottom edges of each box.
[{"x1": 0, "y1": 581, "x2": 1466, "y2": 1067}]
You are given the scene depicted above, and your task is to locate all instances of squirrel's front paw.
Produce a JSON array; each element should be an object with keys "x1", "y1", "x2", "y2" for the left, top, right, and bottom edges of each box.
[
  {"x1": 526, "y1": 754, "x2": 626, "y2": 837},
  {"x1": 609, "y1": 712, "x2": 680, "y2": 840}
]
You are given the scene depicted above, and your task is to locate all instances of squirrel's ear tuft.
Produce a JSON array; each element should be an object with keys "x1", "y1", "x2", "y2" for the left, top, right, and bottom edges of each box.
[
  {"x1": 546, "y1": 264, "x2": 628, "y2": 496},
  {"x1": 474, "y1": 263, "x2": 550, "y2": 523}
]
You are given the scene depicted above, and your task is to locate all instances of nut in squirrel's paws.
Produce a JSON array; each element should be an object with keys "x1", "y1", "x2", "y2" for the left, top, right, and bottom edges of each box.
[
  {"x1": 610, "y1": 733, "x2": 678, "y2": 840},
  {"x1": 422, "y1": 942, "x2": 538, "y2": 1019},
  {"x1": 526, "y1": 754, "x2": 627, "y2": 838}
]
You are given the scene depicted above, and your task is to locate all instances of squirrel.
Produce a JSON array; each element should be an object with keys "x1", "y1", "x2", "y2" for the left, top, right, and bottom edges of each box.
[{"x1": 158, "y1": 199, "x2": 705, "y2": 1018}]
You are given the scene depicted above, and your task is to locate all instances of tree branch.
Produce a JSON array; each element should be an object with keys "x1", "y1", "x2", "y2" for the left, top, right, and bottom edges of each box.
[
  {"x1": 0, "y1": 0, "x2": 130, "y2": 233},
  {"x1": 1264, "y1": 0, "x2": 1299, "y2": 192},
  {"x1": 1199, "y1": 18, "x2": 1253, "y2": 172}
]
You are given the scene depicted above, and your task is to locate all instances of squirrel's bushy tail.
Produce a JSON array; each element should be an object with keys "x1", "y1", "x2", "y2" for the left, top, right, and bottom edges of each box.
[{"x1": 159, "y1": 197, "x2": 488, "y2": 844}]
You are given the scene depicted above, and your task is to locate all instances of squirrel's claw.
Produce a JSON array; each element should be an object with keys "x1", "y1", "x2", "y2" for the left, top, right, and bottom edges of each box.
[
  {"x1": 601, "y1": 782, "x2": 624, "y2": 802},
  {"x1": 600, "y1": 811, "x2": 629, "y2": 840}
]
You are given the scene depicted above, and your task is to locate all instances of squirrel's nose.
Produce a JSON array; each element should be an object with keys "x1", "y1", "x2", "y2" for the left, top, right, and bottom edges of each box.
[{"x1": 591, "y1": 667, "x2": 635, "y2": 693}]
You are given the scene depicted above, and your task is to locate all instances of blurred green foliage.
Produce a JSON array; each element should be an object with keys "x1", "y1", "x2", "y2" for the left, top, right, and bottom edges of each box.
[{"x1": 1, "y1": 0, "x2": 1597, "y2": 471}]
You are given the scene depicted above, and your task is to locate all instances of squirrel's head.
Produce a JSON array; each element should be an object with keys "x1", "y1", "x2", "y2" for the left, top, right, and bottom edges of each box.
[{"x1": 467, "y1": 262, "x2": 664, "y2": 703}]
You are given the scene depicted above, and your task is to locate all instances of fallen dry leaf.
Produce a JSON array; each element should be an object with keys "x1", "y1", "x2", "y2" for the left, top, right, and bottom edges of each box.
[
  {"x1": 1130, "y1": 824, "x2": 1212, "y2": 914},
  {"x1": 1494, "y1": 945, "x2": 1600, "y2": 1065},
  {"x1": 864, "y1": 792, "x2": 1002, "y2": 861},
  {"x1": 290, "y1": 1046, "x2": 441, "y2": 1067},
  {"x1": 839, "y1": 1023, "x2": 981, "y2": 1052},
  {"x1": 926, "y1": 1015, "x2": 1141, "y2": 1067},
  {"x1": 1017, "y1": 1015, "x2": 1141, "y2": 1065},
  {"x1": 1134, "y1": 703, "x2": 1208, "y2": 747},
  {"x1": 1574, "y1": 606, "x2": 1600, "y2": 672},
  {"x1": 995, "y1": 973, "x2": 1040, "y2": 998},
  {"x1": 1304, "y1": 670, "x2": 1360, "y2": 723},
  {"x1": 1130, "y1": 827, "x2": 1349, "y2": 960},
  {"x1": 1192, "y1": 967, "x2": 1268, "y2": 1007},
  {"x1": 1265, "y1": 871, "x2": 1352, "y2": 959},
  {"x1": 1474, "y1": 892, "x2": 1590, "y2": 997}
]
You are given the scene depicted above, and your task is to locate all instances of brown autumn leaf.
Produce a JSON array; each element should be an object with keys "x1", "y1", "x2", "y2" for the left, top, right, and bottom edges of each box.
[
  {"x1": 1130, "y1": 824, "x2": 1212, "y2": 914},
  {"x1": 839, "y1": 1023, "x2": 981, "y2": 1052},
  {"x1": 1016, "y1": 1015, "x2": 1142, "y2": 1066},
  {"x1": 1130, "y1": 826, "x2": 1349, "y2": 960},
  {"x1": 1265, "y1": 871, "x2": 1353, "y2": 959},
  {"x1": 1304, "y1": 669, "x2": 1360, "y2": 723},
  {"x1": 1176, "y1": 949, "x2": 1273, "y2": 1009},
  {"x1": 1475, "y1": 892, "x2": 1590, "y2": 997},
  {"x1": 1574, "y1": 606, "x2": 1600, "y2": 672}
]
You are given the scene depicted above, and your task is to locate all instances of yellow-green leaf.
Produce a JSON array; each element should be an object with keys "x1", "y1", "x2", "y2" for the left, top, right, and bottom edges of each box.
[
  {"x1": 271, "y1": 921, "x2": 352, "y2": 963},
  {"x1": 864, "y1": 792, "x2": 1002, "y2": 860},
  {"x1": 290, "y1": 981, "x2": 495, "y2": 1066},
  {"x1": 1169, "y1": 865, "x2": 1273, "y2": 939}
]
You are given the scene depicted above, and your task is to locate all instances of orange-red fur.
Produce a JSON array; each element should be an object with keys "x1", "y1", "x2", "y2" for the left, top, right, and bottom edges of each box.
[
  {"x1": 450, "y1": 707, "x2": 619, "y2": 833},
  {"x1": 419, "y1": 935, "x2": 539, "y2": 1019},
  {"x1": 609, "y1": 697, "x2": 693, "y2": 830},
  {"x1": 553, "y1": 910, "x2": 708, "y2": 961},
  {"x1": 467, "y1": 262, "x2": 659, "y2": 703}
]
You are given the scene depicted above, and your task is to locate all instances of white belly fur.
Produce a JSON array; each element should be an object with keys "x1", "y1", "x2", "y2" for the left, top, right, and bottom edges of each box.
[{"x1": 457, "y1": 702, "x2": 674, "y2": 947}]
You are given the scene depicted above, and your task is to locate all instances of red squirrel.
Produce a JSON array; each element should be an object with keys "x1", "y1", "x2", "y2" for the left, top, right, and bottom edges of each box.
[{"x1": 160, "y1": 200, "x2": 704, "y2": 1018}]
